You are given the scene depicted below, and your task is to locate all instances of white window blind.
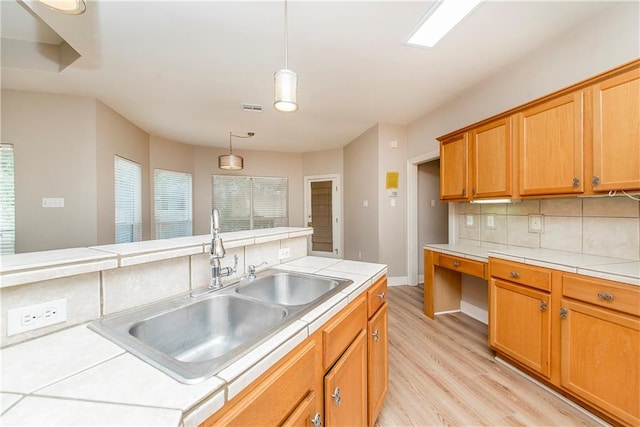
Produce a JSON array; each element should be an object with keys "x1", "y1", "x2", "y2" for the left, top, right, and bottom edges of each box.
[
  {"x1": 154, "y1": 169, "x2": 192, "y2": 239},
  {"x1": 0, "y1": 144, "x2": 15, "y2": 254},
  {"x1": 212, "y1": 175, "x2": 288, "y2": 232},
  {"x1": 114, "y1": 156, "x2": 142, "y2": 243}
]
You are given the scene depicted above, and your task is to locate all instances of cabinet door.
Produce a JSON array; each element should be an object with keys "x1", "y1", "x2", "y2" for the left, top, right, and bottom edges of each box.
[
  {"x1": 440, "y1": 133, "x2": 469, "y2": 200},
  {"x1": 281, "y1": 392, "x2": 320, "y2": 427},
  {"x1": 489, "y1": 279, "x2": 551, "y2": 377},
  {"x1": 518, "y1": 92, "x2": 584, "y2": 195},
  {"x1": 592, "y1": 68, "x2": 640, "y2": 191},
  {"x1": 325, "y1": 330, "x2": 367, "y2": 427},
  {"x1": 560, "y1": 299, "x2": 640, "y2": 426},
  {"x1": 367, "y1": 303, "x2": 388, "y2": 427},
  {"x1": 470, "y1": 117, "x2": 512, "y2": 198}
]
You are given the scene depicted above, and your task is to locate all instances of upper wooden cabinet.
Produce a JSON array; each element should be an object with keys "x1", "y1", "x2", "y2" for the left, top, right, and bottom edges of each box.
[
  {"x1": 517, "y1": 92, "x2": 584, "y2": 196},
  {"x1": 591, "y1": 67, "x2": 640, "y2": 192},
  {"x1": 440, "y1": 132, "x2": 468, "y2": 200},
  {"x1": 470, "y1": 117, "x2": 513, "y2": 199},
  {"x1": 439, "y1": 117, "x2": 513, "y2": 201}
]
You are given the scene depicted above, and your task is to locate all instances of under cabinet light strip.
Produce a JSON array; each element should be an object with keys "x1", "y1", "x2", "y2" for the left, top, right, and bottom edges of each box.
[{"x1": 407, "y1": 0, "x2": 483, "y2": 48}]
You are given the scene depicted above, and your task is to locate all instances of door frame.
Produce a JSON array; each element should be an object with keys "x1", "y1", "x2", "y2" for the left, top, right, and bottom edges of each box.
[{"x1": 304, "y1": 174, "x2": 342, "y2": 258}]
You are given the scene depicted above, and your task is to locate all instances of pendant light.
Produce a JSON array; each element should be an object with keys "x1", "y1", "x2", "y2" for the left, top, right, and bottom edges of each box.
[
  {"x1": 274, "y1": 0, "x2": 298, "y2": 112},
  {"x1": 218, "y1": 132, "x2": 254, "y2": 171},
  {"x1": 36, "y1": 0, "x2": 86, "y2": 14}
]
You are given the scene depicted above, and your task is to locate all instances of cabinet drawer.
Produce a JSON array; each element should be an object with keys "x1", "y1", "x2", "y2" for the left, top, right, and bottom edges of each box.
[
  {"x1": 367, "y1": 276, "x2": 387, "y2": 318},
  {"x1": 437, "y1": 254, "x2": 486, "y2": 279},
  {"x1": 563, "y1": 273, "x2": 640, "y2": 317},
  {"x1": 490, "y1": 258, "x2": 551, "y2": 291},
  {"x1": 323, "y1": 295, "x2": 367, "y2": 370}
]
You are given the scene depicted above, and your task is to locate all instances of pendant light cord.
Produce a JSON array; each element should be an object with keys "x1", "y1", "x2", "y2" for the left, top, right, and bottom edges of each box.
[{"x1": 284, "y1": 0, "x2": 288, "y2": 70}]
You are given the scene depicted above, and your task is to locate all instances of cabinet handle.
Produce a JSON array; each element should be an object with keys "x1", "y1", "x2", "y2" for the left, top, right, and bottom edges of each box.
[
  {"x1": 378, "y1": 292, "x2": 385, "y2": 300},
  {"x1": 452, "y1": 261, "x2": 460, "y2": 267},
  {"x1": 572, "y1": 177, "x2": 580, "y2": 188},
  {"x1": 372, "y1": 329, "x2": 379, "y2": 342},
  {"x1": 472, "y1": 187, "x2": 476, "y2": 196},
  {"x1": 597, "y1": 292, "x2": 614, "y2": 302},
  {"x1": 462, "y1": 187, "x2": 466, "y2": 196},
  {"x1": 592, "y1": 175, "x2": 600, "y2": 186},
  {"x1": 560, "y1": 307, "x2": 568, "y2": 319},
  {"x1": 540, "y1": 301, "x2": 547, "y2": 312},
  {"x1": 510, "y1": 271, "x2": 520, "y2": 279},
  {"x1": 311, "y1": 413, "x2": 322, "y2": 427},
  {"x1": 331, "y1": 387, "x2": 341, "y2": 407}
]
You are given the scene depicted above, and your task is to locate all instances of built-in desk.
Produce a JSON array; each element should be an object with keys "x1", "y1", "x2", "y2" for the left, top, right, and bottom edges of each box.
[{"x1": 423, "y1": 246, "x2": 489, "y2": 319}]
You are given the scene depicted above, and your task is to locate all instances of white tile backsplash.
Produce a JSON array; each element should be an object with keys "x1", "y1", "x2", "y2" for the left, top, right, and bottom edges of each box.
[
  {"x1": 480, "y1": 214, "x2": 507, "y2": 244},
  {"x1": 245, "y1": 241, "x2": 280, "y2": 269},
  {"x1": 458, "y1": 197, "x2": 640, "y2": 262}
]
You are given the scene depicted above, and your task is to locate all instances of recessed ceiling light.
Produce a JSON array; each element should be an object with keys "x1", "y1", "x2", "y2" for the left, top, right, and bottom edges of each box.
[{"x1": 407, "y1": 0, "x2": 483, "y2": 48}]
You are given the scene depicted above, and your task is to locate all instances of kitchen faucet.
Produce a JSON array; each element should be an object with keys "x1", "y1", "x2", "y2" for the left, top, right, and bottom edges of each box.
[{"x1": 209, "y1": 208, "x2": 237, "y2": 289}]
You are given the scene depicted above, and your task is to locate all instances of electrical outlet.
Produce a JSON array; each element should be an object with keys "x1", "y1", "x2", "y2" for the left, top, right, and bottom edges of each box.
[
  {"x1": 7, "y1": 299, "x2": 67, "y2": 336},
  {"x1": 486, "y1": 214, "x2": 495, "y2": 229},
  {"x1": 279, "y1": 247, "x2": 290, "y2": 260},
  {"x1": 466, "y1": 214, "x2": 474, "y2": 227},
  {"x1": 529, "y1": 214, "x2": 544, "y2": 233}
]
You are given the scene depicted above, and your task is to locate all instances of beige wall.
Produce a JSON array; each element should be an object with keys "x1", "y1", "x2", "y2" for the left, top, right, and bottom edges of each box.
[
  {"x1": 302, "y1": 148, "x2": 343, "y2": 177},
  {"x1": 192, "y1": 145, "x2": 304, "y2": 236},
  {"x1": 344, "y1": 124, "x2": 379, "y2": 263},
  {"x1": 96, "y1": 101, "x2": 151, "y2": 244},
  {"x1": 377, "y1": 124, "x2": 408, "y2": 278},
  {"x1": 2, "y1": 90, "x2": 98, "y2": 252}
]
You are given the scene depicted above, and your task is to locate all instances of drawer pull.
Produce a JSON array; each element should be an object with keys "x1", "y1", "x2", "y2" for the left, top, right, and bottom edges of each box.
[
  {"x1": 372, "y1": 329, "x2": 379, "y2": 342},
  {"x1": 378, "y1": 292, "x2": 385, "y2": 300},
  {"x1": 597, "y1": 292, "x2": 614, "y2": 302},
  {"x1": 510, "y1": 271, "x2": 520, "y2": 279},
  {"x1": 331, "y1": 387, "x2": 341, "y2": 407},
  {"x1": 540, "y1": 301, "x2": 547, "y2": 312},
  {"x1": 311, "y1": 413, "x2": 322, "y2": 427},
  {"x1": 452, "y1": 261, "x2": 460, "y2": 267}
]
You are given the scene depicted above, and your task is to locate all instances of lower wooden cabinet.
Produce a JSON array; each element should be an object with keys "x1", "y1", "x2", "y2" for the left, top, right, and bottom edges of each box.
[
  {"x1": 367, "y1": 302, "x2": 388, "y2": 427},
  {"x1": 281, "y1": 392, "x2": 319, "y2": 427},
  {"x1": 489, "y1": 278, "x2": 551, "y2": 378},
  {"x1": 324, "y1": 329, "x2": 368, "y2": 427}
]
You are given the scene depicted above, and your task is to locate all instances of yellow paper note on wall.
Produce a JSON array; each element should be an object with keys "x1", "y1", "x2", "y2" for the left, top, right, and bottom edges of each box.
[{"x1": 386, "y1": 172, "x2": 399, "y2": 190}]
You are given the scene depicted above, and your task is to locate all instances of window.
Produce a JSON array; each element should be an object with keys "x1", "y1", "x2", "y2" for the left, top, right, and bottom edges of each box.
[
  {"x1": 154, "y1": 169, "x2": 192, "y2": 239},
  {"x1": 212, "y1": 175, "x2": 288, "y2": 232},
  {"x1": 114, "y1": 156, "x2": 142, "y2": 243},
  {"x1": 0, "y1": 144, "x2": 15, "y2": 254}
]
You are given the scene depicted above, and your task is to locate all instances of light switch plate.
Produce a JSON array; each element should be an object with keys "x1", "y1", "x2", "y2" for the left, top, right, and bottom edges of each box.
[
  {"x1": 466, "y1": 214, "x2": 474, "y2": 227},
  {"x1": 486, "y1": 214, "x2": 495, "y2": 229}
]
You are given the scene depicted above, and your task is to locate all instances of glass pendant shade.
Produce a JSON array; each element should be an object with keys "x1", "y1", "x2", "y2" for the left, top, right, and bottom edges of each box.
[
  {"x1": 274, "y1": 69, "x2": 298, "y2": 112},
  {"x1": 218, "y1": 154, "x2": 244, "y2": 171},
  {"x1": 36, "y1": 0, "x2": 86, "y2": 14}
]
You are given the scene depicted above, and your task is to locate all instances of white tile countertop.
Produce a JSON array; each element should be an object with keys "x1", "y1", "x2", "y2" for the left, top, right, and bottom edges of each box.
[
  {"x1": 0, "y1": 257, "x2": 387, "y2": 426},
  {"x1": 424, "y1": 243, "x2": 640, "y2": 286},
  {"x1": 0, "y1": 227, "x2": 313, "y2": 288}
]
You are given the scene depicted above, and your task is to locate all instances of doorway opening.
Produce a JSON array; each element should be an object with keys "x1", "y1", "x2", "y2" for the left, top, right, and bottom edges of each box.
[{"x1": 304, "y1": 174, "x2": 342, "y2": 258}]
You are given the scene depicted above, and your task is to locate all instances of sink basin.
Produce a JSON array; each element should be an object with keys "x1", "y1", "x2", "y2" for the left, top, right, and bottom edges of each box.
[
  {"x1": 129, "y1": 294, "x2": 287, "y2": 363},
  {"x1": 236, "y1": 271, "x2": 350, "y2": 306},
  {"x1": 89, "y1": 269, "x2": 352, "y2": 383}
]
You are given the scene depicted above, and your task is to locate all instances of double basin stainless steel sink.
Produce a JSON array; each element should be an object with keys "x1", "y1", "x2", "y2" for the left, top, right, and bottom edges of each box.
[{"x1": 89, "y1": 270, "x2": 352, "y2": 384}]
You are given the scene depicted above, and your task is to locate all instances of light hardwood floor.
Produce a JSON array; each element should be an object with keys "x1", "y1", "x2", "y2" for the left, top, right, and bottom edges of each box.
[{"x1": 376, "y1": 285, "x2": 602, "y2": 427}]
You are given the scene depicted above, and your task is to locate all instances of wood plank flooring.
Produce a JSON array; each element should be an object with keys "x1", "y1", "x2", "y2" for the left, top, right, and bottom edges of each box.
[{"x1": 376, "y1": 285, "x2": 602, "y2": 427}]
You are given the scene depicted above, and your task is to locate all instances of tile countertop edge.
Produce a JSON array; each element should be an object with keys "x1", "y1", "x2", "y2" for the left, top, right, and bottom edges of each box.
[
  {"x1": 423, "y1": 244, "x2": 639, "y2": 286},
  {"x1": 0, "y1": 256, "x2": 385, "y2": 427}
]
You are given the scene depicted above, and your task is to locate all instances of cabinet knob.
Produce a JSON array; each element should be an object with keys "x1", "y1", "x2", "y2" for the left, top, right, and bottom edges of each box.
[
  {"x1": 572, "y1": 177, "x2": 580, "y2": 188},
  {"x1": 510, "y1": 271, "x2": 520, "y2": 279},
  {"x1": 592, "y1": 175, "x2": 600, "y2": 186},
  {"x1": 472, "y1": 187, "x2": 476, "y2": 196},
  {"x1": 378, "y1": 292, "x2": 385, "y2": 300},
  {"x1": 452, "y1": 261, "x2": 460, "y2": 267},
  {"x1": 597, "y1": 292, "x2": 614, "y2": 302},
  {"x1": 560, "y1": 307, "x2": 568, "y2": 319},
  {"x1": 331, "y1": 387, "x2": 341, "y2": 407},
  {"x1": 372, "y1": 329, "x2": 379, "y2": 342},
  {"x1": 462, "y1": 187, "x2": 466, "y2": 196},
  {"x1": 540, "y1": 300, "x2": 547, "y2": 312},
  {"x1": 311, "y1": 413, "x2": 322, "y2": 427}
]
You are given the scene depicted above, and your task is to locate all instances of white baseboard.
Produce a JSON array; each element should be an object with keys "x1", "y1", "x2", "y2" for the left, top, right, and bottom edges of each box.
[
  {"x1": 418, "y1": 274, "x2": 424, "y2": 284},
  {"x1": 460, "y1": 301, "x2": 488, "y2": 325},
  {"x1": 387, "y1": 276, "x2": 410, "y2": 286}
]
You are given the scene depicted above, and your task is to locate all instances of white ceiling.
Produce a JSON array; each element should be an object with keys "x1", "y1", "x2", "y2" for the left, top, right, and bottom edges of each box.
[{"x1": 1, "y1": 0, "x2": 619, "y2": 153}]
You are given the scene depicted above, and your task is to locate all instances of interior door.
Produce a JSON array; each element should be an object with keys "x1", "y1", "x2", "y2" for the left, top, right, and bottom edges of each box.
[{"x1": 305, "y1": 175, "x2": 341, "y2": 258}]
